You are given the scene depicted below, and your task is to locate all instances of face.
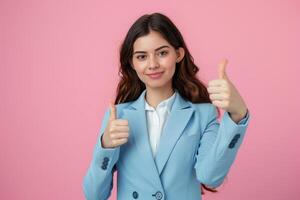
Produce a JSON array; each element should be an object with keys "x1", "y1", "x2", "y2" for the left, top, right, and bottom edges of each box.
[{"x1": 131, "y1": 30, "x2": 185, "y2": 91}]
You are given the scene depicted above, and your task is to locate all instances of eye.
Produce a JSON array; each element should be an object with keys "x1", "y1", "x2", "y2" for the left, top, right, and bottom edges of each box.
[
  {"x1": 159, "y1": 50, "x2": 168, "y2": 56},
  {"x1": 136, "y1": 55, "x2": 146, "y2": 60}
]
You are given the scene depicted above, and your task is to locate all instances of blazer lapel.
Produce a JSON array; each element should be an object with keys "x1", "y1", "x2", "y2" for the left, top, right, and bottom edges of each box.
[
  {"x1": 154, "y1": 91, "x2": 194, "y2": 175},
  {"x1": 123, "y1": 89, "x2": 195, "y2": 179},
  {"x1": 123, "y1": 89, "x2": 162, "y2": 185}
]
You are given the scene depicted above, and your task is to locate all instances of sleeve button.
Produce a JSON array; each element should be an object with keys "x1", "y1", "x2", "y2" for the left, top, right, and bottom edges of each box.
[
  {"x1": 132, "y1": 191, "x2": 138, "y2": 199},
  {"x1": 103, "y1": 157, "x2": 109, "y2": 162}
]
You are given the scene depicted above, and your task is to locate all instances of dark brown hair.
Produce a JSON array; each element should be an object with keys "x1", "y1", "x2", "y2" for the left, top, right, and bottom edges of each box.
[{"x1": 114, "y1": 12, "x2": 222, "y2": 194}]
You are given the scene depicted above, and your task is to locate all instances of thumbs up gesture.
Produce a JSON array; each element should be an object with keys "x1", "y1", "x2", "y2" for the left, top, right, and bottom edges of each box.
[
  {"x1": 207, "y1": 59, "x2": 248, "y2": 123},
  {"x1": 101, "y1": 101, "x2": 130, "y2": 148}
]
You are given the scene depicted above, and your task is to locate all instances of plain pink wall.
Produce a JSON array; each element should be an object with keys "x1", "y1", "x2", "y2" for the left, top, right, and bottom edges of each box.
[{"x1": 1, "y1": 0, "x2": 299, "y2": 199}]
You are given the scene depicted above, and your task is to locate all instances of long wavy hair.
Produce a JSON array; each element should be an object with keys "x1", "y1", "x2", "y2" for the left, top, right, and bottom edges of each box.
[{"x1": 114, "y1": 12, "x2": 223, "y2": 194}]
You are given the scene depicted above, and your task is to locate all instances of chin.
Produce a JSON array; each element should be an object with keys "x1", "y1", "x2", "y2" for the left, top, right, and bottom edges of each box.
[{"x1": 145, "y1": 81, "x2": 171, "y2": 89}]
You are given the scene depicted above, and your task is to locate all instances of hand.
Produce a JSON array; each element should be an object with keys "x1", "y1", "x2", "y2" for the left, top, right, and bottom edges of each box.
[
  {"x1": 101, "y1": 101, "x2": 130, "y2": 148},
  {"x1": 207, "y1": 59, "x2": 248, "y2": 123}
]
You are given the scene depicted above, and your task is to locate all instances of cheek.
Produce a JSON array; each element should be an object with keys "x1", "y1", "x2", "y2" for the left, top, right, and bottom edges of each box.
[
  {"x1": 132, "y1": 60, "x2": 145, "y2": 73},
  {"x1": 134, "y1": 65, "x2": 147, "y2": 75},
  {"x1": 161, "y1": 57, "x2": 176, "y2": 69},
  {"x1": 132, "y1": 63, "x2": 147, "y2": 81},
  {"x1": 162, "y1": 60, "x2": 176, "y2": 75}
]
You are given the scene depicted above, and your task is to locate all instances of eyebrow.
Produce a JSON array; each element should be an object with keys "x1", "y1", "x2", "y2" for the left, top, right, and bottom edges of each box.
[{"x1": 133, "y1": 45, "x2": 170, "y2": 55}]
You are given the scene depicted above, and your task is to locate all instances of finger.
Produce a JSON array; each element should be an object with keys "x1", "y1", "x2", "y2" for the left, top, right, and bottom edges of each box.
[
  {"x1": 207, "y1": 86, "x2": 228, "y2": 94},
  {"x1": 209, "y1": 93, "x2": 229, "y2": 101},
  {"x1": 112, "y1": 119, "x2": 129, "y2": 126},
  {"x1": 109, "y1": 101, "x2": 117, "y2": 121},
  {"x1": 110, "y1": 125, "x2": 129, "y2": 133},
  {"x1": 112, "y1": 138, "x2": 128, "y2": 146},
  {"x1": 218, "y1": 58, "x2": 228, "y2": 80},
  {"x1": 212, "y1": 100, "x2": 228, "y2": 108},
  {"x1": 111, "y1": 132, "x2": 129, "y2": 139},
  {"x1": 208, "y1": 79, "x2": 227, "y2": 87}
]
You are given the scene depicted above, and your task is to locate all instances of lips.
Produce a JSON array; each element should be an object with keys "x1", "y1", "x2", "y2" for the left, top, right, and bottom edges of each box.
[
  {"x1": 147, "y1": 72, "x2": 163, "y2": 75},
  {"x1": 147, "y1": 71, "x2": 164, "y2": 79}
]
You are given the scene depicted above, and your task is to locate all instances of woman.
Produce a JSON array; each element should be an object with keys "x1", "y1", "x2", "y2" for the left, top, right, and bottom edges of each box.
[{"x1": 83, "y1": 12, "x2": 250, "y2": 200}]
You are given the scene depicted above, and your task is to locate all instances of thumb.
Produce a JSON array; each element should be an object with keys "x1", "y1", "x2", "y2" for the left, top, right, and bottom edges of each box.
[
  {"x1": 109, "y1": 101, "x2": 117, "y2": 121},
  {"x1": 218, "y1": 58, "x2": 229, "y2": 80}
]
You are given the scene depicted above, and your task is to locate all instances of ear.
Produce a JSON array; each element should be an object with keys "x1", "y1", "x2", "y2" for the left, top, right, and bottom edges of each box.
[{"x1": 176, "y1": 47, "x2": 185, "y2": 63}]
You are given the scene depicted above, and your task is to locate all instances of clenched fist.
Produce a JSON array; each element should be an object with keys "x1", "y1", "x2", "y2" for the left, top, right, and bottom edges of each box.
[{"x1": 101, "y1": 101, "x2": 130, "y2": 148}]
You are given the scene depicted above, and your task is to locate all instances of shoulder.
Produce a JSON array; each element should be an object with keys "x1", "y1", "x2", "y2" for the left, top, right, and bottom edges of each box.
[
  {"x1": 188, "y1": 102, "x2": 218, "y2": 124},
  {"x1": 115, "y1": 102, "x2": 132, "y2": 110},
  {"x1": 181, "y1": 102, "x2": 218, "y2": 132},
  {"x1": 189, "y1": 102, "x2": 217, "y2": 115},
  {"x1": 101, "y1": 102, "x2": 132, "y2": 119}
]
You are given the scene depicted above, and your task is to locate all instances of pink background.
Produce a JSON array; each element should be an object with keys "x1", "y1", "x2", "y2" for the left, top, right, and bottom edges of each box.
[{"x1": 1, "y1": 0, "x2": 299, "y2": 199}]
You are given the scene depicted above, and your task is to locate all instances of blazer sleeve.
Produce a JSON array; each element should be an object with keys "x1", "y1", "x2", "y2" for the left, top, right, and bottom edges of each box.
[
  {"x1": 82, "y1": 107, "x2": 120, "y2": 200},
  {"x1": 194, "y1": 105, "x2": 250, "y2": 188}
]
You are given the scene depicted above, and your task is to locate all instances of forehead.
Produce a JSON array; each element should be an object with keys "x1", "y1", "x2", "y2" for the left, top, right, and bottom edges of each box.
[{"x1": 133, "y1": 31, "x2": 171, "y2": 51}]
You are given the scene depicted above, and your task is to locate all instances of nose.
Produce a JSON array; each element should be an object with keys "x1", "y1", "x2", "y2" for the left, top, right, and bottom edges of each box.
[{"x1": 148, "y1": 54, "x2": 159, "y2": 70}]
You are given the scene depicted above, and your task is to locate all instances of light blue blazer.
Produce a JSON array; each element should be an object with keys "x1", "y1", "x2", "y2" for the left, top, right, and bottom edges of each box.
[{"x1": 83, "y1": 89, "x2": 250, "y2": 200}]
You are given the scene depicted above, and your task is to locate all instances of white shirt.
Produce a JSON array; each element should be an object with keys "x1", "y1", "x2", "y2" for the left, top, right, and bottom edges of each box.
[{"x1": 144, "y1": 91, "x2": 177, "y2": 158}]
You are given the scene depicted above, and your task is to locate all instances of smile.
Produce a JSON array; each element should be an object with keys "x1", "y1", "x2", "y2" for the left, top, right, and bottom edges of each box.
[{"x1": 147, "y1": 72, "x2": 164, "y2": 79}]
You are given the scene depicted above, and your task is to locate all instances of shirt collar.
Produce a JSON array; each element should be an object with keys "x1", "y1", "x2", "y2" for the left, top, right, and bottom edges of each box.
[{"x1": 144, "y1": 91, "x2": 177, "y2": 114}]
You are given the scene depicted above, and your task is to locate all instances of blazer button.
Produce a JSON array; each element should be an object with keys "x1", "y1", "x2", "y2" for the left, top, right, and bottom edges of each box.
[
  {"x1": 228, "y1": 134, "x2": 240, "y2": 148},
  {"x1": 132, "y1": 191, "x2": 138, "y2": 199},
  {"x1": 233, "y1": 134, "x2": 241, "y2": 140},
  {"x1": 101, "y1": 165, "x2": 107, "y2": 170},
  {"x1": 102, "y1": 163, "x2": 108, "y2": 167},
  {"x1": 103, "y1": 160, "x2": 108, "y2": 165},
  {"x1": 103, "y1": 157, "x2": 109, "y2": 162},
  {"x1": 228, "y1": 142, "x2": 235, "y2": 149},
  {"x1": 230, "y1": 138, "x2": 238, "y2": 144},
  {"x1": 152, "y1": 191, "x2": 163, "y2": 200}
]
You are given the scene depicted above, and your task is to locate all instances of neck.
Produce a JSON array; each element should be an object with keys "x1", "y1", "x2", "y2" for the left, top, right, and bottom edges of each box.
[{"x1": 145, "y1": 87, "x2": 175, "y2": 109}]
